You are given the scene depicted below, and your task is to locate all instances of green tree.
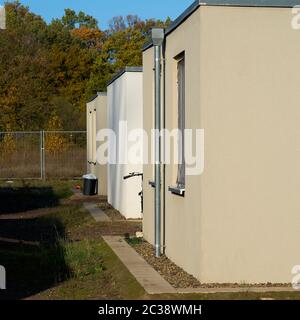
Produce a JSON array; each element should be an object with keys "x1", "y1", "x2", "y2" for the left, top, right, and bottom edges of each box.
[
  {"x1": 0, "y1": 2, "x2": 172, "y2": 131},
  {"x1": 61, "y1": 9, "x2": 98, "y2": 29},
  {"x1": 0, "y1": 2, "x2": 53, "y2": 130},
  {"x1": 86, "y1": 15, "x2": 171, "y2": 97}
]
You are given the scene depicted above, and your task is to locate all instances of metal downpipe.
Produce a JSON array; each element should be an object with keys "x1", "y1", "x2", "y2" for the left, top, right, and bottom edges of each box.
[{"x1": 154, "y1": 44, "x2": 161, "y2": 257}]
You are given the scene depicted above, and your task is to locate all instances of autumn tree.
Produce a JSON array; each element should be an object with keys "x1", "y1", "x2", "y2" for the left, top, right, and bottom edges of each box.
[
  {"x1": 0, "y1": 2, "x2": 172, "y2": 131},
  {"x1": 45, "y1": 111, "x2": 68, "y2": 154},
  {"x1": 86, "y1": 15, "x2": 171, "y2": 97},
  {"x1": 61, "y1": 9, "x2": 98, "y2": 29},
  {"x1": 0, "y1": 2, "x2": 54, "y2": 131}
]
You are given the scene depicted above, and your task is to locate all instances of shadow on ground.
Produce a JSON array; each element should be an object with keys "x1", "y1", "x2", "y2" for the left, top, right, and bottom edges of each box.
[
  {"x1": 0, "y1": 185, "x2": 71, "y2": 300},
  {"x1": 0, "y1": 216, "x2": 71, "y2": 300},
  {"x1": 0, "y1": 186, "x2": 60, "y2": 215}
]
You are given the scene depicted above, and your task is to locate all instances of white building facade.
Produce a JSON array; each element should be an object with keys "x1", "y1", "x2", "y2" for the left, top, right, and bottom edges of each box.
[{"x1": 107, "y1": 67, "x2": 143, "y2": 219}]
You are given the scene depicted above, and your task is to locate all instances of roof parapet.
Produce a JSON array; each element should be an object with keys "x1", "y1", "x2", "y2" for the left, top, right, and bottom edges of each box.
[
  {"x1": 87, "y1": 92, "x2": 107, "y2": 104},
  {"x1": 142, "y1": 0, "x2": 300, "y2": 52},
  {"x1": 107, "y1": 66, "x2": 143, "y2": 87}
]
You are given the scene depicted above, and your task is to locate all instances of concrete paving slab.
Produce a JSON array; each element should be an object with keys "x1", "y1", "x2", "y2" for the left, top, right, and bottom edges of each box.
[
  {"x1": 83, "y1": 202, "x2": 111, "y2": 222},
  {"x1": 103, "y1": 235, "x2": 177, "y2": 294}
]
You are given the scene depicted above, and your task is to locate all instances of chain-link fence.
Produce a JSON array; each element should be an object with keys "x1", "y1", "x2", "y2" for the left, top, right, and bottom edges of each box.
[{"x1": 0, "y1": 131, "x2": 86, "y2": 180}]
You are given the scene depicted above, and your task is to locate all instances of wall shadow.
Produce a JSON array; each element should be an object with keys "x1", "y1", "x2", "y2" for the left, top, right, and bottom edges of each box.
[
  {"x1": 0, "y1": 186, "x2": 59, "y2": 215},
  {"x1": 0, "y1": 216, "x2": 71, "y2": 300},
  {"x1": 0, "y1": 186, "x2": 71, "y2": 300}
]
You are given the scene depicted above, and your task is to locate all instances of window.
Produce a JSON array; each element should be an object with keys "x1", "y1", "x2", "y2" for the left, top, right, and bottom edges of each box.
[{"x1": 176, "y1": 53, "x2": 185, "y2": 189}]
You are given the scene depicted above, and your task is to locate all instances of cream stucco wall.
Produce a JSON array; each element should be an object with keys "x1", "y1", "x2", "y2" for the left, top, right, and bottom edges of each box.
[
  {"x1": 107, "y1": 72, "x2": 143, "y2": 219},
  {"x1": 143, "y1": 5, "x2": 300, "y2": 284},
  {"x1": 87, "y1": 93, "x2": 108, "y2": 196}
]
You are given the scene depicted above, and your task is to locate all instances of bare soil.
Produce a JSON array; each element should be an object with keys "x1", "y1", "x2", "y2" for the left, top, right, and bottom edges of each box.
[
  {"x1": 68, "y1": 192, "x2": 142, "y2": 238},
  {"x1": 98, "y1": 202, "x2": 126, "y2": 221},
  {"x1": 0, "y1": 207, "x2": 64, "y2": 220}
]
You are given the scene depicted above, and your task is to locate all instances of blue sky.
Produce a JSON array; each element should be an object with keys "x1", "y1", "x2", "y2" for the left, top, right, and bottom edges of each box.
[{"x1": 1, "y1": 0, "x2": 194, "y2": 29}]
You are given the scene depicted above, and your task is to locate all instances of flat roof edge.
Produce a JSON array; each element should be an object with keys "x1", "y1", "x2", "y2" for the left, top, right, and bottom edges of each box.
[
  {"x1": 142, "y1": 0, "x2": 300, "y2": 52},
  {"x1": 166, "y1": 0, "x2": 201, "y2": 36},
  {"x1": 142, "y1": 0, "x2": 201, "y2": 52},
  {"x1": 97, "y1": 92, "x2": 107, "y2": 96},
  {"x1": 200, "y1": 0, "x2": 300, "y2": 7},
  {"x1": 107, "y1": 66, "x2": 143, "y2": 87},
  {"x1": 87, "y1": 92, "x2": 107, "y2": 103}
]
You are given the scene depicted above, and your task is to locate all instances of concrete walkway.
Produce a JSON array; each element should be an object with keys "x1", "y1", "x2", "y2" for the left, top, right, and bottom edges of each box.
[
  {"x1": 103, "y1": 235, "x2": 177, "y2": 294},
  {"x1": 83, "y1": 202, "x2": 111, "y2": 222}
]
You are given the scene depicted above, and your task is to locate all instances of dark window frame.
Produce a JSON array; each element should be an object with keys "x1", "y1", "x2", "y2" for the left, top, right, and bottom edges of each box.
[{"x1": 176, "y1": 52, "x2": 185, "y2": 189}]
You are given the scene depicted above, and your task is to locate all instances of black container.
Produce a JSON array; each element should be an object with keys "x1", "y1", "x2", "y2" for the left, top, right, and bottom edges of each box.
[{"x1": 83, "y1": 175, "x2": 98, "y2": 196}]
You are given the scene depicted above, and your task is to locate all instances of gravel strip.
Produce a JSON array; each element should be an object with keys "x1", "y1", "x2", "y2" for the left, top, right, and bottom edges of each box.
[
  {"x1": 132, "y1": 241, "x2": 201, "y2": 288},
  {"x1": 131, "y1": 240, "x2": 292, "y2": 289}
]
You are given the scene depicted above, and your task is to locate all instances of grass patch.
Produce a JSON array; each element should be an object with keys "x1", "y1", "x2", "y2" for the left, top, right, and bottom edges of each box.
[
  {"x1": 0, "y1": 179, "x2": 79, "y2": 215},
  {"x1": 0, "y1": 179, "x2": 78, "y2": 196},
  {"x1": 0, "y1": 241, "x2": 70, "y2": 300},
  {"x1": 42, "y1": 204, "x2": 93, "y2": 232},
  {"x1": 63, "y1": 239, "x2": 105, "y2": 279},
  {"x1": 126, "y1": 237, "x2": 143, "y2": 246},
  {"x1": 0, "y1": 192, "x2": 95, "y2": 300},
  {"x1": 35, "y1": 238, "x2": 145, "y2": 300}
]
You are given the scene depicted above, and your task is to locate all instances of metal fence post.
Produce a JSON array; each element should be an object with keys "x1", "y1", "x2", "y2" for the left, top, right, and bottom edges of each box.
[
  {"x1": 40, "y1": 130, "x2": 45, "y2": 180},
  {"x1": 40, "y1": 131, "x2": 43, "y2": 180},
  {"x1": 43, "y1": 130, "x2": 46, "y2": 180},
  {"x1": 0, "y1": 130, "x2": 86, "y2": 180}
]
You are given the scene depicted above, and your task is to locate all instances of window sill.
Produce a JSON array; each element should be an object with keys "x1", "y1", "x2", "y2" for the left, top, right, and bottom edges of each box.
[
  {"x1": 148, "y1": 181, "x2": 156, "y2": 188},
  {"x1": 168, "y1": 186, "x2": 185, "y2": 197}
]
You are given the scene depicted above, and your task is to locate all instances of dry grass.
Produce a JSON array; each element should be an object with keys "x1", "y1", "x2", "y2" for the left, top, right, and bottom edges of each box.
[
  {"x1": 45, "y1": 149, "x2": 86, "y2": 179},
  {"x1": 0, "y1": 148, "x2": 86, "y2": 179},
  {"x1": 0, "y1": 132, "x2": 86, "y2": 179}
]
